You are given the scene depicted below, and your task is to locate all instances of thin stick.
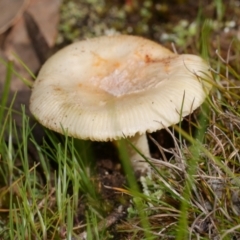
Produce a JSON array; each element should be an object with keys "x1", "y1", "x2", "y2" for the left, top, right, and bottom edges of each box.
[{"x1": 76, "y1": 205, "x2": 128, "y2": 240}]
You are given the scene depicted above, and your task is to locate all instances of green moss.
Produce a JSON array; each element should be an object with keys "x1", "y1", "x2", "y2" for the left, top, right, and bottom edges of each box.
[{"x1": 57, "y1": 0, "x2": 171, "y2": 46}]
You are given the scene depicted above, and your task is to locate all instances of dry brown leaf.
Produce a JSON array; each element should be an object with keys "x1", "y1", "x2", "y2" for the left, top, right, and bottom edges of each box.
[
  {"x1": 0, "y1": 0, "x2": 61, "y2": 140},
  {"x1": 0, "y1": 0, "x2": 29, "y2": 34}
]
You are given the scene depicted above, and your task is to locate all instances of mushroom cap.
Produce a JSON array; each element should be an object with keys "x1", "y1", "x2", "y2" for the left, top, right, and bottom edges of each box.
[{"x1": 30, "y1": 35, "x2": 212, "y2": 141}]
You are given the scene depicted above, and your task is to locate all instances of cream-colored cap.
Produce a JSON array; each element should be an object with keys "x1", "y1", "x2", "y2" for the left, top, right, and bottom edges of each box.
[{"x1": 30, "y1": 35, "x2": 212, "y2": 141}]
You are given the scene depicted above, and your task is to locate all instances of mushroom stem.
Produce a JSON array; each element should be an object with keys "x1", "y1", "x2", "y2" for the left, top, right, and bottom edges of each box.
[{"x1": 127, "y1": 133, "x2": 151, "y2": 174}]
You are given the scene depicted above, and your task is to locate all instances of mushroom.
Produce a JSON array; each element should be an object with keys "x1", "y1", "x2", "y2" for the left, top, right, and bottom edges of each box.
[{"x1": 29, "y1": 35, "x2": 212, "y2": 174}]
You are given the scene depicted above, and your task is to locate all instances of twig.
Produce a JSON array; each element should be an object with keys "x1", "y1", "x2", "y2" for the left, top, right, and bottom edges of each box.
[
  {"x1": 23, "y1": 11, "x2": 50, "y2": 64},
  {"x1": 75, "y1": 205, "x2": 128, "y2": 240}
]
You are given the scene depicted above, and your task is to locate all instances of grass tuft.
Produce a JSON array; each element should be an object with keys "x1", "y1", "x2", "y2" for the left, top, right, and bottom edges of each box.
[{"x1": 1, "y1": 1, "x2": 240, "y2": 239}]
